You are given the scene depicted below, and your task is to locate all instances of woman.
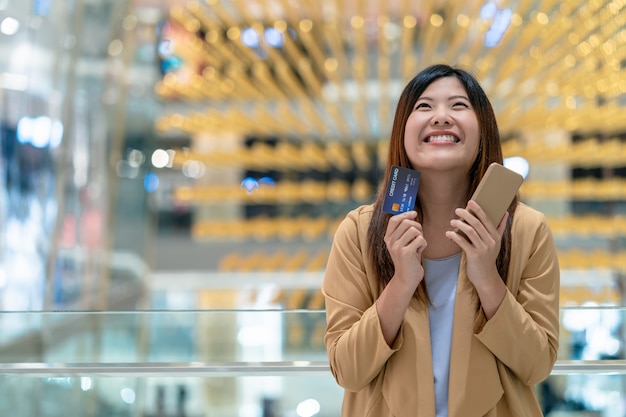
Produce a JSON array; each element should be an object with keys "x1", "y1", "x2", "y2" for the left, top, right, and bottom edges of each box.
[{"x1": 322, "y1": 64, "x2": 560, "y2": 416}]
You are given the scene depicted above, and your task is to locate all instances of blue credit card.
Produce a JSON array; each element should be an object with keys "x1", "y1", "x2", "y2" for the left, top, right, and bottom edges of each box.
[{"x1": 382, "y1": 165, "x2": 420, "y2": 214}]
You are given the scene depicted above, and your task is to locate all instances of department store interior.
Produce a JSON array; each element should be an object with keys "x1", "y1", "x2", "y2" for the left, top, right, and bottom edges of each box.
[{"x1": 0, "y1": 0, "x2": 626, "y2": 416}]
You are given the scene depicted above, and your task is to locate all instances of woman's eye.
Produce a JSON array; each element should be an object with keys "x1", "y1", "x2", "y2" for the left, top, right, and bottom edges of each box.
[
  {"x1": 453, "y1": 102, "x2": 469, "y2": 108},
  {"x1": 415, "y1": 103, "x2": 430, "y2": 109}
]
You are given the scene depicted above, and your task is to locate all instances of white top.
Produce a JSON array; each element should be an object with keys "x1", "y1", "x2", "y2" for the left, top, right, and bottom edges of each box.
[{"x1": 423, "y1": 252, "x2": 461, "y2": 417}]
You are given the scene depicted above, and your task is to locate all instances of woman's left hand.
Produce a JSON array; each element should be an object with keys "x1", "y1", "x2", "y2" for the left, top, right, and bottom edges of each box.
[{"x1": 446, "y1": 200, "x2": 508, "y2": 291}]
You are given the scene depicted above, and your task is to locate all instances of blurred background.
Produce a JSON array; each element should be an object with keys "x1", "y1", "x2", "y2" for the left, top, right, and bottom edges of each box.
[{"x1": 1, "y1": 0, "x2": 626, "y2": 416}]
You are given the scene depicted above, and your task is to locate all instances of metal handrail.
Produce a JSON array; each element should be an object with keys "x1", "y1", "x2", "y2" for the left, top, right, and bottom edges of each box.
[
  {"x1": 0, "y1": 361, "x2": 330, "y2": 377},
  {"x1": 1, "y1": 360, "x2": 624, "y2": 377}
]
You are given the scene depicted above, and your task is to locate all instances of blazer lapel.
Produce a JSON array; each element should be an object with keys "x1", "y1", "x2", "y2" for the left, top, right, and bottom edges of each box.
[
  {"x1": 383, "y1": 296, "x2": 436, "y2": 417},
  {"x1": 448, "y1": 254, "x2": 504, "y2": 417}
]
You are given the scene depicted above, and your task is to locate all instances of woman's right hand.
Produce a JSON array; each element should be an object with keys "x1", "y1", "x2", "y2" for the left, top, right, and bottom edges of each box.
[{"x1": 384, "y1": 210, "x2": 427, "y2": 292}]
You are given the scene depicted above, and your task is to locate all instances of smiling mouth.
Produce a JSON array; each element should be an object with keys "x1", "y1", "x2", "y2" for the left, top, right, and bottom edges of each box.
[{"x1": 425, "y1": 134, "x2": 460, "y2": 143}]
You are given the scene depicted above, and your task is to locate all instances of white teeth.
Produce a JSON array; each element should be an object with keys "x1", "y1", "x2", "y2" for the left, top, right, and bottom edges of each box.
[{"x1": 426, "y1": 135, "x2": 458, "y2": 143}]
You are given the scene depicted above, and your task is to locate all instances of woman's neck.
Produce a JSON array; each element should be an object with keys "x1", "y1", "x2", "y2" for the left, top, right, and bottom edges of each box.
[
  {"x1": 418, "y1": 174, "x2": 469, "y2": 259},
  {"x1": 418, "y1": 174, "x2": 468, "y2": 224}
]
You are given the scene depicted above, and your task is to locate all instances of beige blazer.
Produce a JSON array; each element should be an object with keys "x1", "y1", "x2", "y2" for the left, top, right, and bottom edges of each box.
[{"x1": 322, "y1": 203, "x2": 560, "y2": 417}]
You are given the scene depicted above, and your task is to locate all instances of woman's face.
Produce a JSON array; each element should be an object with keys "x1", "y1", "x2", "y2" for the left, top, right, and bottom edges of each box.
[{"x1": 403, "y1": 76, "x2": 480, "y2": 173}]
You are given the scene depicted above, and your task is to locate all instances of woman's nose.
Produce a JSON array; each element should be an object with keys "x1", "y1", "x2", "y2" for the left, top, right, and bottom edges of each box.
[
  {"x1": 430, "y1": 105, "x2": 452, "y2": 126},
  {"x1": 431, "y1": 112, "x2": 452, "y2": 126}
]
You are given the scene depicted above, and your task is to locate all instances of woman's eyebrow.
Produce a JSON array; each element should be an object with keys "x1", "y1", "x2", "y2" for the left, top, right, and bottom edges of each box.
[
  {"x1": 448, "y1": 95, "x2": 470, "y2": 101},
  {"x1": 417, "y1": 95, "x2": 470, "y2": 101}
]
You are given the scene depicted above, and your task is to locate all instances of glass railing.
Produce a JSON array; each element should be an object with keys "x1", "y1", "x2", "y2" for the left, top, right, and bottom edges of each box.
[{"x1": 0, "y1": 308, "x2": 625, "y2": 417}]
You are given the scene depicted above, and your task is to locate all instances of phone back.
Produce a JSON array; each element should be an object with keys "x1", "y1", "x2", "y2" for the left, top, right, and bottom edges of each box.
[{"x1": 470, "y1": 163, "x2": 524, "y2": 226}]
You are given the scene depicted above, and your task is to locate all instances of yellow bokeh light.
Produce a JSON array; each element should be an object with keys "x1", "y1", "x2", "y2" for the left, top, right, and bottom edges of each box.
[
  {"x1": 456, "y1": 14, "x2": 470, "y2": 28},
  {"x1": 536, "y1": 12, "x2": 549, "y2": 25},
  {"x1": 430, "y1": 14, "x2": 444, "y2": 27},
  {"x1": 351, "y1": 16, "x2": 364, "y2": 29},
  {"x1": 226, "y1": 27, "x2": 240, "y2": 40},
  {"x1": 403, "y1": 15, "x2": 417, "y2": 28},
  {"x1": 299, "y1": 19, "x2": 313, "y2": 32},
  {"x1": 274, "y1": 20, "x2": 288, "y2": 32},
  {"x1": 565, "y1": 96, "x2": 577, "y2": 109},
  {"x1": 108, "y1": 39, "x2": 123, "y2": 56},
  {"x1": 324, "y1": 58, "x2": 338, "y2": 72}
]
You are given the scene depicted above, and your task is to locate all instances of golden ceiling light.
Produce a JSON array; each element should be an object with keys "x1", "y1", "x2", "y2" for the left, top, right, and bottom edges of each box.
[
  {"x1": 169, "y1": 4, "x2": 193, "y2": 31},
  {"x1": 276, "y1": 24, "x2": 305, "y2": 63},
  {"x1": 250, "y1": 216, "x2": 275, "y2": 241},
  {"x1": 280, "y1": 181, "x2": 301, "y2": 202},
  {"x1": 286, "y1": 288, "x2": 308, "y2": 309},
  {"x1": 260, "y1": 250, "x2": 290, "y2": 270},
  {"x1": 300, "y1": 142, "x2": 330, "y2": 170},
  {"x1": 224, "y1": 65, "x2": 262, "y2": 99},
  {"x1": 269, "y1": 56, "x2": 309, "y2": 97},
  {"x1": 377, "y1": 141, "x2": 389, "y2": 170},
  {"x1": 274, "y1": 141, "x2": 305, "y2": 169},
  {"x1": 226, "y1": 222, "x2": 248, "y2": 242},
  {"x1": 352, "y1": 178, "x2": 374, "y2": 202},
  {"x1": 196, "y1": 76, "x2": 224, "y2": 99},
  {"x1": 206, "y1": 30, "x2": 243, "y2": 66},
  {"x1": 351, "y1": 32, "x2": 368, "y2": 86},
  {"x1": 595, "y1": 213, "x2": 617, "y2": 237},
  {"x1": 236, "y1": 251, "x2": 263, "y2": 271},
  {"x1": 441, "y1": 1, "x2": 483, "y2": 63},
  {"x1": 158, "y1": 0, "x2": 626, "y2": 143},
  {"x1": 617, "y1": 252, "x2": 626, "y2": 272},
  {"x1": 173, "y1": 185, "x2": 194, "y2": 202},
  {"x1": 187, "y1": 1, "x2": 215, "y2": 27},
  {"x1": 297, "y1": 58, "x2": 323, "y2": 96},
  {"x1": 325, "y1": 142, "x2": 352, "y2": 172},
  {"x1": 306, "y1": 288, "x2": 326, "y2": 308},
  {"x1": 297, "y1": 99, "x2": 331, "y2": 136},
  {"x1": 250, "y1": 142, "x2": 274, "y2": 166},
  {"x1": 252, "y1": 60, "x2": 282, "y2": 96},
  {"x1": 283, "y1": 250, "x2": 309, "y2": 271},
  {"x1": 599, "y1": 138, "x2": 625, "y2": 167},
  {"x1": 299, "y1": 180, "x2": 327, "y2": 203},
  {"x1": 277, "y1": 217, "x2": 300, "y2": 241},
  {"x1": 218, "y1": 252, "x2": 242, "y2": 271},
  {"x1": 254, "y1": 107, "x2": 293, "y2": 136},
  {"x1": 321, "y1": 19, "x2": 351, "y2": 81},
  {"x1": 615, "y1": 216, "x2": 626, "y2": 235},
  {"x1": 229, "y1": 148, "x2": 258, "y2": 168},
  {"x1": 264, "y1": 144, "x2": 295, "y2": 171},
  {"x1": 324, "y1": 57, "x2": 339, "y2": 74},
  {"x1": 274, "y1": 101, "x2": 308, "y2": 135},
  {"x1": 302, "y1": 218, "x2": 329, "y2": 241},
  {"x1": 297, "y1": 22, "x2": 329, "y2": 81},
  {"x1": 305, "y1": 250, "x2": 331, "y2": 272},
  {"x1": 351, "y1": 141, "x2": 372, "y2": 171},
  {"x1": 597, "y1": 178, "x2": 621, "y2": 200},
  {"x1": 529, "y1": 180, "x2": 570, "y2": 199},
  {"x1": 326, "y1": 179, "x2": 351, "y2": 202},
  {"x1": 353, "y1": 100, "x2": 370, "y2": 138},
  {"x1": 325, "y1": 101, "x2": 351, "y2": 138},
  {"x1": 501, "y1": 138, "x2": 522, "y2": 157},
  {"x1": 250, "y1": 181, "x2": 279, "y2": 202},
  {"x1": 573, "y1": 178, "x2": 599, "y2": 200}
]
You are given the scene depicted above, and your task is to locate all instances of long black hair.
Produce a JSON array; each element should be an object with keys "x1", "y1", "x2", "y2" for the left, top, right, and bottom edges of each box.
[{"x1": 367, "y1": 64, "x2": 518, "y2": 296}]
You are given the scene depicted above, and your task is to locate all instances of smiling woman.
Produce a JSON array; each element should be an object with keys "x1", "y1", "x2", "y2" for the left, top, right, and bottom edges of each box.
[
  {"x1": 404, "y1": 76, "x2": 480, "y2": 175},
  {"x1": 322, "y1": 64, "x2": 560, "y2": 417}
]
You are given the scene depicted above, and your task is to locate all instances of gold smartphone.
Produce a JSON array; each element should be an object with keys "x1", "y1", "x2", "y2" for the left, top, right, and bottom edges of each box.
[{"x1": 469, "y1": 162, "x2": 524, "y2": 227}]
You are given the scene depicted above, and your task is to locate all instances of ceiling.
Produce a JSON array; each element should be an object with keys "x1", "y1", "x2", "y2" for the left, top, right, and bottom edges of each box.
[{"x1": 149, "y1": 0, "x2": 626, "y2": 143}]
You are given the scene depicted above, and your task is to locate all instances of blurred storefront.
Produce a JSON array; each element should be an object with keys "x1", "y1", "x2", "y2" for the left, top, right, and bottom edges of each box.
[{"x1": 1, "y1": 0, "x2": 626, "y2": 416}]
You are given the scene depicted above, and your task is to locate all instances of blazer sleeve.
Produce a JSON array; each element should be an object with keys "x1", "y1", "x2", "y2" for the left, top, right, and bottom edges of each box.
[
  {"x1": 322, "y1": 207, "x2": 402, "y2": 392},
  {"x1": 475, "y1": 211, "x2": 560, "y2": 385}
]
